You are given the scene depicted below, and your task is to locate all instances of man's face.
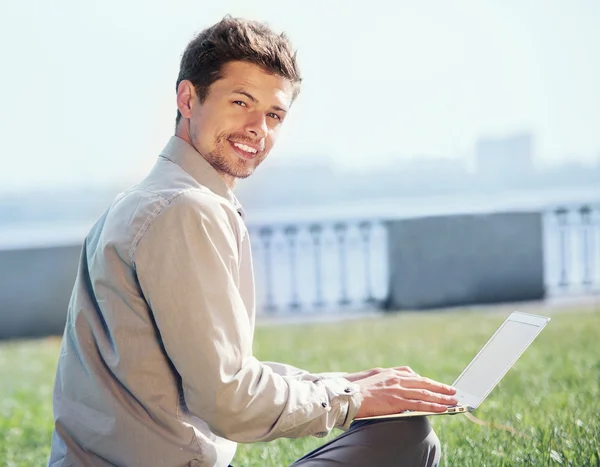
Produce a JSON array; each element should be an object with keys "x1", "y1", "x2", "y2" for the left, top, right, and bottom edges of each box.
[{"x1": 184, "y1": 61, "x2": 294, "y2": 185}]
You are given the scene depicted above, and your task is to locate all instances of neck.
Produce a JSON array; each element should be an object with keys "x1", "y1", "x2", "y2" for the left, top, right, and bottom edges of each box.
[
  {"x1": 175, "y1": 120, "x2": 237, "y2": 190},
  {"x1": 220, "y1": 173, "x2": 237, "y2": 190}
]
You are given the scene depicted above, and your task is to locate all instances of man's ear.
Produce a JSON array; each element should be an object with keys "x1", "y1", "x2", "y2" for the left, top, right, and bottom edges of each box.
[{"x1": 176, "y1": 80, "x2": 196, "y2": 120}]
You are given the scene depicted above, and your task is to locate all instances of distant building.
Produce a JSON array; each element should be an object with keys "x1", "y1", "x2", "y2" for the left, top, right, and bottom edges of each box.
[{"x1": 475, "y1": 132, "x2": 534, "y2": 180}]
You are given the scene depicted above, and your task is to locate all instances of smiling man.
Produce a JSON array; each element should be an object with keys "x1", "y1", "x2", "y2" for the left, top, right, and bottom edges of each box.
[{"x1": 49, "y1": 16, "x2": 456, "y2": 467}]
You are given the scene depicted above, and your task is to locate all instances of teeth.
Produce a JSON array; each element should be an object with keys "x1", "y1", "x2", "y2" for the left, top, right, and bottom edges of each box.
[{"x1": 233, "y1": 142, "x2": 257, "y2": 154}]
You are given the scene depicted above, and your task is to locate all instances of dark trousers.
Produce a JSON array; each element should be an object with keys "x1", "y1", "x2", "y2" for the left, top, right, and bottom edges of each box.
[{"x1": 232, "y1": 417, "x2": 440, "y2": 467}]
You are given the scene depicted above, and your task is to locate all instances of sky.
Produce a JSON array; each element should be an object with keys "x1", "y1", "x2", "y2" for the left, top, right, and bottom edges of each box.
[{"x1": 1, "y1": 0, "x2": 599, "y2": 193}]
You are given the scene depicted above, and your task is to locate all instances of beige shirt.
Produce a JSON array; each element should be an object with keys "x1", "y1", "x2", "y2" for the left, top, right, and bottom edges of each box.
[{"x1": 49, "y1": 136, "x2": 363, "y2": 467}]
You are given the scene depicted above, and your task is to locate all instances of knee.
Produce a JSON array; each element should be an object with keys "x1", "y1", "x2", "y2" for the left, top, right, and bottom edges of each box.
[
  {"x1": 299, "y1": 418, "x2": 442, "y2": 467},
  {"x1": 420, "y1": 427, "x2": 441, "y2": 467},
  {"x1": 394, "y1": 418, "x2": 441, "y2": 467},
  {"x1": 374, "y1": 417, "x2": 441, "y2": 467}
]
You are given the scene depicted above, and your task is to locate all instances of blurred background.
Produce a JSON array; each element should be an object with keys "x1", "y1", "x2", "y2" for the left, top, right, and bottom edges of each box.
[
  {"x1": 1, "y1": 2, "x2": 600, "y2": 465},
  {"x1": 0, "y1": 0, "x2": 599, "y2": 335}
]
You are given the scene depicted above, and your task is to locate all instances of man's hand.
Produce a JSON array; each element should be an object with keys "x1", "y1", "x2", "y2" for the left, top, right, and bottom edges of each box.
[{"x1": 347, "y1": 366, "x2": 458, "y2": 419}]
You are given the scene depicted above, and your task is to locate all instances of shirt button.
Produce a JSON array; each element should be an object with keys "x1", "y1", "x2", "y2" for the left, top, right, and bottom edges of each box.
[
  {"x1": 321, "y1": 401, "x2": 328, "y2": 408},
  {"x1": 344, "y1": 387, "x2": 352, "y2": 394}
]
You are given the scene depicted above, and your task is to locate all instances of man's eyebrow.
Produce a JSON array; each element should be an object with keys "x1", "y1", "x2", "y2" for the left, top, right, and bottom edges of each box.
[
  {"x1": 232, "y1": 89, "x2": 288, "y2": 113},
  {"x1": 233, "y1": 89, "x2": 258, "y2": 103},
  {"x1": 271, "y1": 104, "x2": 288, "y2": 114}
]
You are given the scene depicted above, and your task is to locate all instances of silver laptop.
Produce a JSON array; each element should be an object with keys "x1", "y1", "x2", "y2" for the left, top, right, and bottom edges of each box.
[{"x1": 355, "y1": 311, "x2": 550, "y2": 420}]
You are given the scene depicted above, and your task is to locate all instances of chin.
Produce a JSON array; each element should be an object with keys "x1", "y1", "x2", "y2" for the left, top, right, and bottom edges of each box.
[
  {"x1": 231, "y1": 160, "x2": 259, "y2": 178},
  {"x1": 230, "y1": 168, "x2": 255, "y2": 180}
]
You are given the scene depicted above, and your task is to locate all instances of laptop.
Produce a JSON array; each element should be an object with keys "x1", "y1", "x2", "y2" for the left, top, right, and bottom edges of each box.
[{"x1": 355, "y1": 311, "x2": 550, "y2": 420}]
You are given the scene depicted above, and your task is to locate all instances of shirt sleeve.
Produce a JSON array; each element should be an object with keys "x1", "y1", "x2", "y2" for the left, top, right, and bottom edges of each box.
[
  {"x1": 134, "y1": 191, "x2": 363, "y2": 443},
  {"x1": 263, "y1": 362, "x2": 349, "y2": 381}
]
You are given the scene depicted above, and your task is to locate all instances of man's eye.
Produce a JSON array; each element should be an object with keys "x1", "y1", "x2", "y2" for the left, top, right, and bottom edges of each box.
[
  {"x1": 233, "y1": 101, "x2": 247, "y2": 107},
  {"x1": 267, "y1": 113, "x2": 281, "y2": 121}
]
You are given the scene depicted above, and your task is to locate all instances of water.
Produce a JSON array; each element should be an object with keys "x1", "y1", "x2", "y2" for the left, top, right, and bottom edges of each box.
[{"x1": 243, "y1": 186, "x2": 600, "y2": 225}]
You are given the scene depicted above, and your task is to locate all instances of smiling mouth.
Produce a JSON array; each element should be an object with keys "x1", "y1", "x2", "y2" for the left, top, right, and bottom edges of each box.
[{"x1": 229, "y1": 141, "x2": 260, "y2": 160}]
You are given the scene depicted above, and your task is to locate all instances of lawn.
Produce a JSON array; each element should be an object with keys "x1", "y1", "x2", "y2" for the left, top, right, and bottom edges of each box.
[{"x1": 1, "y1": 306, "x2": 599, "y2": 466}]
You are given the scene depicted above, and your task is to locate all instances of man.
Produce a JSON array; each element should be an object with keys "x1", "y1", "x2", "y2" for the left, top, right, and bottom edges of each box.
[{"x1": 49, "y1": 16, "x2": 457, "y2": 467}]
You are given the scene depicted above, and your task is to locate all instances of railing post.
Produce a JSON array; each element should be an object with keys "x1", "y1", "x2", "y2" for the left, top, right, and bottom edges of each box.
[
  {"x1": 309, "y1": 224, "x2": 325, "y2": 308},
  {"x1": 258, "y1": 226, "x2": 277, "y2": 313},
  {"x1": 359, "y1": 220, "x2": 376, "y2": 304},
  {"x1": 555, "y1": 207, "x2": 569, "y2": 289},
  {"x1": 579, "y1": 205, "x2": 593, "y2": 289},
  {"x1": 333, "y1": 222, "x2": 351, "y2": 306},
  {"x1": 284, "y1": 225, "x2": 301, "y2": 310}
]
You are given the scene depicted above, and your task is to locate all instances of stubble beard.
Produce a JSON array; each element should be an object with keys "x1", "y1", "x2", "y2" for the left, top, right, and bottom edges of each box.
[{"x1": 191, "y1": 129, "x2": 265, "y2": 180}]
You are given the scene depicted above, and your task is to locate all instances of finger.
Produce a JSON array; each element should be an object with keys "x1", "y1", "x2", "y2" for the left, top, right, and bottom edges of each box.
[
  {"x1": 401, "y1": 388, "x2": 458, "y2": 405},
  {"x1": 393, "y1": 366, "x2": 417, "y2": 375},
  {"x1": 401, "y1": 376, "x2": 456, "y2": 395},
  {"x1": 361, "y1": 368, "x2": 384, "y2": 379},
  {"x1": 403, "y1": 399, "x2": 450, "y2": 413}
]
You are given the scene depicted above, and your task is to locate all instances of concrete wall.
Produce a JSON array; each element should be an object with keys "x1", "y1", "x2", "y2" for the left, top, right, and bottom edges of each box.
[
  {"x1": 0, "y1": 244, "x2": 81, "y2": 339},
  {"x1": 384, "y1": 211, "x2": 546, "y2": 310}
]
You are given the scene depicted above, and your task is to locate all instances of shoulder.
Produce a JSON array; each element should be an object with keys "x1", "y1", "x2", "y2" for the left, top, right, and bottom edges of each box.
[
  {"x1": 132, "y1": 188, "x2": 243, "y2": 258},
  {"x1": 167, "y1": 189, "x2": 241, "y2": 227}
]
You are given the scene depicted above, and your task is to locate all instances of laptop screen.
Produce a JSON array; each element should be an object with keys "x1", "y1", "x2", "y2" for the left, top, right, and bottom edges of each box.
[{"x1": 452, "y1": 313, "x2": 549, "y2": 407}]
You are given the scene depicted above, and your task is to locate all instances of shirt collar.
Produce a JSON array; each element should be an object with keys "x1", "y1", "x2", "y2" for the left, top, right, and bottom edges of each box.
[{"x1": 159, "y1": 136, "x2": 246, "y2": 219}]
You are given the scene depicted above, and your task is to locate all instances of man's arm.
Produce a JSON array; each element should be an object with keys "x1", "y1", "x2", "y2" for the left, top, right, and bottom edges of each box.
[
  {"x1": 262, "y1": 362, "x2": 348, "y2": 381},
  {"x1": 134, "y1": 191, "x2": 362, "y2": 443}
]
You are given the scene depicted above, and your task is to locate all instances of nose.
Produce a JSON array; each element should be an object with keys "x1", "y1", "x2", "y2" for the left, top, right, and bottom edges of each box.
[{"x1": 245, "y1": 111, "x2": 268, "y2": 139}]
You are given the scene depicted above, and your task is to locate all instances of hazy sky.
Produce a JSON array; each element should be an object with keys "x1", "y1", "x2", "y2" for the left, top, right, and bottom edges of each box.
[{"x1": 1, "y1": 0, "x2": 599, "y2": 192}]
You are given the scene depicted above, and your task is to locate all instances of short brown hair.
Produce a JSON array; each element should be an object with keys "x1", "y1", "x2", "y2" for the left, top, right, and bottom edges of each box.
[{"x1": 175, "y1": 15, "x2": 302, "y2": 126}]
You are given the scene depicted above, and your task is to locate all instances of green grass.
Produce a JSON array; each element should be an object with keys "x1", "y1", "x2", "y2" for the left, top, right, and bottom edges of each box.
[{"x1": 1, "y1": 307, "x2": 599, "y2": 466}]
